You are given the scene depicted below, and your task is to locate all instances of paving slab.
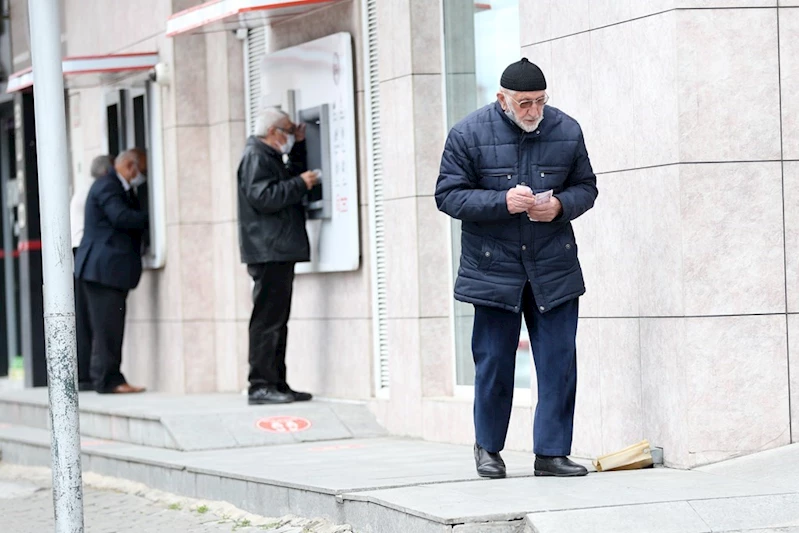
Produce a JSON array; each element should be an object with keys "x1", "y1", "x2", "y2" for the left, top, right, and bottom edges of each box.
[
  {"x1": 523, "y1": 501, "x2": 712, "y2": 533},
  {"x1": 0, "y1": 389, "x2": 386, "y2": 451},
  {"x1": 689, "y1": 494, "x2": 799, "y2": 531},
  {"x1": 178, "y1": 437, "x2": 540, "y2": 493},
  {"x1": 721, "y1": 529, "x2": 799, "y2": 533},
  {"x1": 347, "y1": 468, "x2": 792, "y2": 524},
  {"x1": 697, "y1": 443, "x2": 799, "y2": 493},
  {"x1": 0, "y1": 424, "x2": 536, "y2": 492}
]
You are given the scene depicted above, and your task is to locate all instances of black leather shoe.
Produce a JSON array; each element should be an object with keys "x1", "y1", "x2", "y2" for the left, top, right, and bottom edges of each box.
[
  {"x1": 78, "y1": 382, "x2": 94, "y2": 392},
  {"x1": 474, "y1": 443, "x2": 506, "y2": 479},
  {"x1": 279, "y1": 384, "x2": 313, "y2": 402},
  {"x1": 248, "y1": 387, "x2": 294, "y2": 405},
  {"x1": 534, "y1": 455, "x2": 588, "y2": 477}
]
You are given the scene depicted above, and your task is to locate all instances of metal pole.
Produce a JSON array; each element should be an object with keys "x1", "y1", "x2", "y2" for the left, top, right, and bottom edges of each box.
[
  {"x1": 1, "y1": 119, "x2": 18, "y2": 368},
  {"x1": 27, "y1": 0, "x2": 84, "y2": 531}
]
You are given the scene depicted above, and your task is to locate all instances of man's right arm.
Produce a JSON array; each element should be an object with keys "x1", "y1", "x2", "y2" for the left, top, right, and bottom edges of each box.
[
  {"x1": 96, "y1": 181, "x2": 148, "y2": 230},
  {"x1": 241, "y1": 152, "x2": 307, "y2": 214},
  {"x1": 434, "y1": 129, "x2": 514, "y2": 222}
]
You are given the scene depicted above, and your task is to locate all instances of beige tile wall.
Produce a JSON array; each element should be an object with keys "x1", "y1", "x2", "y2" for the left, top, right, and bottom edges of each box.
[
  {"x1": 676, "y1": 9, "x2": 781, "y2": 162},
  {"x1": 369, "y1": 0, "x2": 457, "y2": 436},
  {"x1": 517, "y1": 4, "x2": 797, "y2": 465},
  {"x1": 781, "y1": 9, "x2": 799, "y2": 160},
  {"x1": 684, "y1": 315, "x2": 790, "y2": 466},
  {"x1": 788, "y1": 315, "x2": 799, "y2": 437},
  {"x1": 786, "y1": 162, "x2": 799, "y2": 313}
]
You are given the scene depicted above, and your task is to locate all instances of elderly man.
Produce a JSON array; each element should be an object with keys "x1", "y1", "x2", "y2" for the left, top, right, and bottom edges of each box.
[
  {"x1": 71, "y1": 154, "x2": 115, "y2": 391},
  {"x1": 237, "y1": 108, "x2": 319, "y2": 405},
  {"x1": 435, "y1": 58, "x2": 598, "y2": 478},
  {"x1": 75, "y1": 150, "x2": 148, "y2": 394}
]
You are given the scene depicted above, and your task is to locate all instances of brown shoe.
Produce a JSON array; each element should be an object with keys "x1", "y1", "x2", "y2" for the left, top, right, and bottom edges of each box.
[{"x1": 110, "y1": 383, "x2": 145, "y2": 394}]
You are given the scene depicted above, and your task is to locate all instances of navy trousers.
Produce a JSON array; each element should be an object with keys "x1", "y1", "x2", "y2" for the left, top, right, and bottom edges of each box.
[{"x1": 472, "y1": 283, "x2": 579, "y2": 456}]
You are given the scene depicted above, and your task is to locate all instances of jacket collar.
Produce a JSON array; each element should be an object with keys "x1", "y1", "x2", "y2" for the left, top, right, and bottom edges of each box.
[
  {"x1": 115, "y1": 172, "x2": 131, "y2": 192},
  {"x1": 246, "y1": 135, "x2": 282, "y2": 160}
]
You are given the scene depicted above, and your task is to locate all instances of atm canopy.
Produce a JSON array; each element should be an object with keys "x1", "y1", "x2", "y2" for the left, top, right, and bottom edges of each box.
[
  {"x1": 166, "y1": 0, "x2": 343, "y2": 37},
  {"x1": 6, "y1": 52, "x2": 160, "y2": 93}
]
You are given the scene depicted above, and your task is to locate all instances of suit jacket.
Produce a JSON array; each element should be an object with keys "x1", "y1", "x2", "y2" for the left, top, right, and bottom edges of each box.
[{"x1": 75, "y1": 172, "x2": 149, "y2": 290}]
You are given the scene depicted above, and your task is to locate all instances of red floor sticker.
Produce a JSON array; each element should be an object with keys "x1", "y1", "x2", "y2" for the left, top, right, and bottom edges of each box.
[{"x1": 256, "y1": 416, "x2": 312, "y2": 433}]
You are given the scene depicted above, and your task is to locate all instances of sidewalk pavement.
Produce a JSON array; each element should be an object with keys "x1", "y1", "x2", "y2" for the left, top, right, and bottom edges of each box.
[
  {"x1": 1, "y1": 389, "x2": 799, "y2": 532},
  {"x1": 0, "y1": 463, "x2": 353, "y2": 533}
]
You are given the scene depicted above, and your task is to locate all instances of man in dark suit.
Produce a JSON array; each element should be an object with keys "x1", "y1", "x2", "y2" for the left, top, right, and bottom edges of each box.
[
  {"x1": 75, "y1": 150, "x2": 148, "y2": 394},
  {"x1": 71, "y1": 154, "x2": 115, "y2": 392}
]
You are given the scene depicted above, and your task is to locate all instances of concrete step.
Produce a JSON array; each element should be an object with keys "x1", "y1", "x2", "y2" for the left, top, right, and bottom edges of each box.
[
  {"x1": 521, "y1": 498, "x2": 799, "y2": 533},
  {"x1": 2, "y1": 423, "x2": 798, "y2": 533},
  {"x1": 3, "y1": 389, "x2": 799, "y2": 533},
  {"x1": 0, "y1": 389, "x2": 386, "y2": 451},
  {"x1": 0, "y1": 424, "x2": 532, "y2": 533}
]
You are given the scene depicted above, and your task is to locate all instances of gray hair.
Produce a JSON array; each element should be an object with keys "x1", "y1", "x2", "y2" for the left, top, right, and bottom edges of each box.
[
  {"x1": 115, "y1": 149, "x2": 139, "y2": 168},
  {"x1": 90, "y1": 154, "x2": 115, "y2": 179},
  {"x1": 253, "y1": 107, "x2": 289, "y2": 138}
]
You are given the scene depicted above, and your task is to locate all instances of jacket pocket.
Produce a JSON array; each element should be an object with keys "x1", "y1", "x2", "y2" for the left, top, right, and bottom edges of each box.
[
  {"x1": 537, "y1": 166, "x2": 569, "y2": 192},
  {"x1": 477, "y1": 238, "x2": 496, "y2": 271},
  {"x1": 555, "y1": 231, "x2": 578, "y2": 263},
  {"x1": 478, "y1": 173, "x2": 515, "y2": 191}
]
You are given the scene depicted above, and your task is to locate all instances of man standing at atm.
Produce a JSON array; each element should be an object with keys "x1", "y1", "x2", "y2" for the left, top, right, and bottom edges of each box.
[
  {"x1": 75, "y1": 150, "x2": 148, "y2": 394},
  {"x1": 237, "y1": 108, "x2": 320, "y2": 405}
]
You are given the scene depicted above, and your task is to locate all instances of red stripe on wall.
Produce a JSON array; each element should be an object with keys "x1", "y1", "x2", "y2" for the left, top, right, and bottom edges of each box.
[
  {"x1": 0, "y1": 240, "x2": 43, "y2": 258},
  {"x1": 17, "y1": 239, "x2": 42, "y2": 252}
]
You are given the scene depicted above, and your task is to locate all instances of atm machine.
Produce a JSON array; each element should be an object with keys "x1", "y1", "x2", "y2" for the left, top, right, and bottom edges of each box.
[
  {"x1": 260, "y1": 33, "x2": 359, "y2": 274},
  {"x1": 102, "y1": 83, "x2": 166, "y2": 270},
  {"x1": 298, "y1": 104, "x2": 332, "y2": 221}
]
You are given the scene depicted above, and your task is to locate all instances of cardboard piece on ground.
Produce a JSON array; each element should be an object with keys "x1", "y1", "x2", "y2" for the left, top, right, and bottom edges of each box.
[{"x1": 593, "y1": 439, "x2": 654, "y2": 472}]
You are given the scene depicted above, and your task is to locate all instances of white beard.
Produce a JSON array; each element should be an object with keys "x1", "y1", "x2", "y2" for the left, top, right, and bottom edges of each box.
[{"x1": 505, "y1": 106, "x2": 543, "y2": 133}]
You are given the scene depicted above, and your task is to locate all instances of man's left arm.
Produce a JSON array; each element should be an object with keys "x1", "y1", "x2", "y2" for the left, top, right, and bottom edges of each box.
[{"x1": 554, "y1": 132, "x2": 598, "y2": 221}]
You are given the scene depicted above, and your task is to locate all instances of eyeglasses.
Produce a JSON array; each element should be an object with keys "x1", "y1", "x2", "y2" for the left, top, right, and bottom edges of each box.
[
  {"x1": 277, "y1": 125, "x2": 297, "y2": 136},
  {"x1": 504, "y1": 92, "x2": 549, "y2": 109}
]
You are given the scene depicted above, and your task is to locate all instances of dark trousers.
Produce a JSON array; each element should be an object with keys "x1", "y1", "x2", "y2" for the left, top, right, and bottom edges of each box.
[
  {"x1": 247, "y1": 262, "x2": 295, "y2": 393},
  {"x1": 73, "y1": 248, "x2": 92, "y2": 386},
  {"x1": 79, "y1": 278, "x2": 129, "y2": 393},
  {"x1": 472, "y1": 283, "x2": 579, "y2": 456}
]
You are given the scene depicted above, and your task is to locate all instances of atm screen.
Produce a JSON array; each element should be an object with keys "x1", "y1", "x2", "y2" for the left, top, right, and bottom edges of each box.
[{"x1": 298, "y1": 104, "x2": 331, "y2": 220}]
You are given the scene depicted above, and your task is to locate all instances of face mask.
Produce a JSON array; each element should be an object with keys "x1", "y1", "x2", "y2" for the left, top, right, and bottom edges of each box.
[
  {"x1": 280, "y1": 133, "x2": 295, "y2": 155},
  {"x1": 131, "y1": 173, "x2": 147, "y2": 187}
]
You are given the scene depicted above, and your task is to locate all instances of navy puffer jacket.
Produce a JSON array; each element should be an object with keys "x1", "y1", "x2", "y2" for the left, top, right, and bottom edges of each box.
[{"x1": 435, "y1": 102, "x2": 598, "y2": 313}]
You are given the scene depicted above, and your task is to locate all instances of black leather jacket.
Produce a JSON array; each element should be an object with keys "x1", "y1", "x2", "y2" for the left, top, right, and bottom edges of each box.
[{"x1": 237, "y1": 136, "x2": 310, "y2": 264}]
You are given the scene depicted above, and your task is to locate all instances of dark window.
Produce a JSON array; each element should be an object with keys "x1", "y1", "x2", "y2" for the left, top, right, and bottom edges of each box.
[
  {"x1": 132, "y1": 95, "x2": 146, "y2": 149},
  {"x1": 106, "y1": 103, "x2": 120, "y2": 157}
]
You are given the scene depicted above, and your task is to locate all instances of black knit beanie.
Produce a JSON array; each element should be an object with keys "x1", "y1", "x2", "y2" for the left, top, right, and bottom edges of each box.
[{"x1": 500, "y1": 58, "x2": 547, "y2": 92}]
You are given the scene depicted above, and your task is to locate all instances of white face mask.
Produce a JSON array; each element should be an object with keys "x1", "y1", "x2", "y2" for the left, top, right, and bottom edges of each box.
[
  {"x1": 131, "y1": 173, "x2": 147, "y2": 187},
  {"x1": 280, "y1": 133, "x2": 296, "y2": 155}
]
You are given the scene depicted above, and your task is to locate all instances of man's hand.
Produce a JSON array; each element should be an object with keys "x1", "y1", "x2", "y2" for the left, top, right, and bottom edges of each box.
[
  {"x1": 295, "y1": 123, "x2": 307, "y2": 142},
  {"x1": 506, "y1": 187, "x2": 536, "y2": 214},
  {"x1": 300, "y1": 170, "x2": 320, "y2": 190},
  {"x1": 526, "y1": 197, "x2": 563, "y2": 223}
]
